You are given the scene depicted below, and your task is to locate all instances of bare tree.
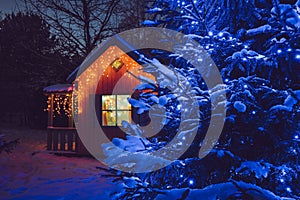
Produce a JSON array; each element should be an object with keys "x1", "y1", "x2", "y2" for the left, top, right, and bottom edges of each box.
[
  {"x1": 23, "y1": 0, "x2": 123, "y2": 56},
  {"x1": 117, "y1": 0, "x2": 155, "y2": 31}
]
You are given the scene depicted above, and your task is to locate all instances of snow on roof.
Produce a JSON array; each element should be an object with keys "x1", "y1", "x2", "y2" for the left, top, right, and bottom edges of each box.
[{"x1": 43, "y1": 84, "x2": 73, "y2": 93}]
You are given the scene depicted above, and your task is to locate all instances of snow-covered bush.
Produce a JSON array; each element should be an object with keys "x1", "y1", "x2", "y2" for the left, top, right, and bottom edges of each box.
[{"x1": 0, "y1": 134, "x2": 19, "y2": 154}]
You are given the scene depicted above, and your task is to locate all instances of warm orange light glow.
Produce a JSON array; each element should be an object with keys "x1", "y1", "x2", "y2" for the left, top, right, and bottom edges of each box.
[{"x1": 45, "y1": 93, "x2": 72, "y2": 118}]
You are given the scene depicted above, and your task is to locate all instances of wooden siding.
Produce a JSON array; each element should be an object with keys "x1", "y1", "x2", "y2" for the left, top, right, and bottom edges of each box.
[{"x1": 74, "y1": 45, "x2": 155, "y2": 155}]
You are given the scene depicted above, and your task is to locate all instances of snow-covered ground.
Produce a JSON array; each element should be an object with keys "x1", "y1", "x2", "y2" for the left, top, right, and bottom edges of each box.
[
  {"x1": 1, "y1": 127, "x2": 296, "y2": 200},
  {"x1": 0, "y1": 127, "x2": 119, "y2": 200}
]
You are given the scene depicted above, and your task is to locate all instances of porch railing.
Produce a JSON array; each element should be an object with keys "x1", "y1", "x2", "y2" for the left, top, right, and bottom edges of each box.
[{"x1": 47, "y1": 127, "x2": 78, "y2": 152}]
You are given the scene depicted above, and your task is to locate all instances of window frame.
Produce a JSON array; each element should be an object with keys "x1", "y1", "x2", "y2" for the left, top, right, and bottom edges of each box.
[{"x1": 101, "y1": 94, "x2": 132, "y2": 127}]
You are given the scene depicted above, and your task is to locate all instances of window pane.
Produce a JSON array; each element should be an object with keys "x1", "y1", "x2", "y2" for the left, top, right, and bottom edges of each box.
[
  {"x1": 117, "y1": 95, "x2": 131, "y2": 110},
  {"x1": 102, "y1": 111, "x2": 116, "y2": 126},
  {"x1": 117, "y1": 111, "x2": 131, "y2": 126},
  {"x1": 102, "y1": 95, "x2": 116, "y2": 110}
]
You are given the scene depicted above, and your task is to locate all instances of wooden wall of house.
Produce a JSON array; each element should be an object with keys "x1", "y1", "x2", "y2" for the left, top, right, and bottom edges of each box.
[
  {"x1": 95, "y1": 48, "x2": 153, "y2": 140},
  {"x1": 74, "y1": 46, "x2": 155, "y2": 155},
  {"x1": 96, "y1": 54, "x2": 142, "y2": 94}
]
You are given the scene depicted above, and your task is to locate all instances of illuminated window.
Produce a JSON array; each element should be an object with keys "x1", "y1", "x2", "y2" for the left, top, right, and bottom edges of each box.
[
  {"x1": 102, "y1": 95, "x2": 131, "y2": 126},
  {"x1": 111, "y1": 59, "x2": 124, "y2": 72}
]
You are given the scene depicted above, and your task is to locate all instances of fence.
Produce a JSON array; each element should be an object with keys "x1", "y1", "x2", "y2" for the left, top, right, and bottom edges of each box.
[{"x1": 47, "y1": 127, "x2": 78, "y2": 152}]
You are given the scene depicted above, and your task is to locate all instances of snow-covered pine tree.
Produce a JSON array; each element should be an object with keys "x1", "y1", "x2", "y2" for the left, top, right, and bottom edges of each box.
[{"x1": 99, "y1": 0, "x2": 300, "y2": 199}]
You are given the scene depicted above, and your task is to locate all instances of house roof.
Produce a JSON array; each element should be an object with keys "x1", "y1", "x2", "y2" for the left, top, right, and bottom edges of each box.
[
  {"x1": 66, "y1": 35, "x2": 140, "y2": 83},
  {"x1": 43, "y1": 84, "x2": 73, "y2": 93}
]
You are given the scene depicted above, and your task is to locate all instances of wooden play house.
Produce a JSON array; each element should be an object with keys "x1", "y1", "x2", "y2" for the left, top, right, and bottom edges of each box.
[
  {"x1": 44, "y1": 36, "x2": 154, "y2": 155},
  {"x1": 43, "y1": 84, "x2": 79, "y2": 153}
]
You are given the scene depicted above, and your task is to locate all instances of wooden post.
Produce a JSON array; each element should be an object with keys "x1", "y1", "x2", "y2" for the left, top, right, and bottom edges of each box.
[
  {"x1": 68, "y1": 93, "x2": 74, "y2": 128},
  {"x1": 53, "y1": 131, "x2": 58, "y2": 151},
  {"x1": 60, "y1": 131, "x2": 66, "y2": 151},
  {"x1": 67, "y1": 131, "x2": 73, "y2": 151},
  {"x1": 48, "y1": 94, "x2": 54, "y2": 127},
  {"x1": 75, "y1": 131, "x2": 79, "y2": 152},
  {"x1": 47, "y1": 129, "x2": 53, "y2": 150}
]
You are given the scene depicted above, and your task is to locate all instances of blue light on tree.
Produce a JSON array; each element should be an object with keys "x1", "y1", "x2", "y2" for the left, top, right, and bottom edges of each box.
[
  {"x1": 280, "y1": 178, "x2": 284, "y2": 183},
  {"x1": 292, "y1": 149, "x2": 297, "y2": 154},
  {"x1": 188, "y1": 179, "x2": 194, "y2": 186}
]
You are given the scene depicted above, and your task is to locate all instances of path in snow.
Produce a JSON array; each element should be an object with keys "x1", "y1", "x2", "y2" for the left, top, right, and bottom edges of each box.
[{"x1": 0, "y1": 127, "x2": 119, "y2": 200}]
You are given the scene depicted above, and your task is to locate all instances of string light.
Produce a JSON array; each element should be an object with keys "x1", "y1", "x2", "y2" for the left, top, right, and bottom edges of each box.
[
  {"x1": 188, "y1": 179, "x2": 194, "y2": 186},
  {"x1": 45, "y1": 93, "x2": 72, "y2": 118},
  {"x1": 71, "y1": 45, "x2": 155, "y2": 121},
  {"x1": 177, "y1": 104, "x2": 182, "y2": 110},
  {"x1": 280, "y1": 178, "x2": 284, "y2": 183}
]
